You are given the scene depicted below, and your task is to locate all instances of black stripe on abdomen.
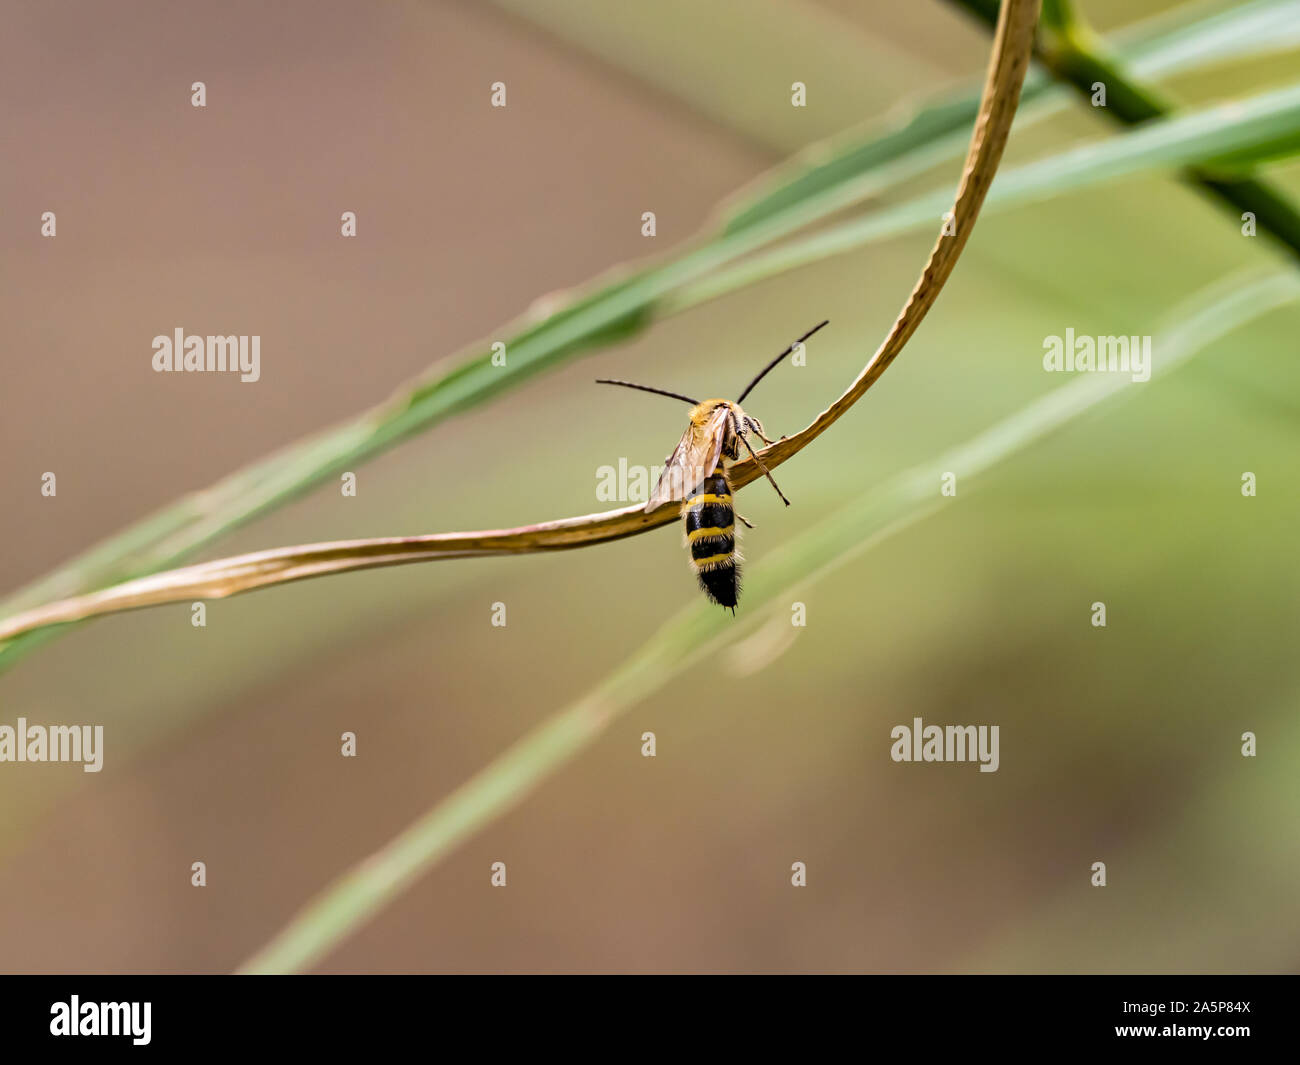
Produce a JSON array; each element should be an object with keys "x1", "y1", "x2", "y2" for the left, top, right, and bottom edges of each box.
[
  {"x1": 690, "y1": 532, "x2": 736, "y2": 561},
  {"x1": 682, "y1": 470, "x2": 740, "y2": 609}
]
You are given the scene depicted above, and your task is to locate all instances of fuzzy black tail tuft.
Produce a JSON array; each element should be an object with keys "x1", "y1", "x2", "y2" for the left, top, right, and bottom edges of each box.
[{"x1": 696, "y1": 562, "x2": 739, "y2": 609}]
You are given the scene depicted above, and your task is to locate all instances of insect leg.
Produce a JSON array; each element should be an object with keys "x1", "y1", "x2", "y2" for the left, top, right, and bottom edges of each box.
[
  {"x1": 743, "y1": 417, "x2": 777, "y2": 445},
  {"x1": 737, "y1": 430, "x2": 791, "y2": 506}
]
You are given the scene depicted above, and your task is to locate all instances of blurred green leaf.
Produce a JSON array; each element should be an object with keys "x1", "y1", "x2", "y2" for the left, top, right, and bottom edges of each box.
[
  {"x1": 675, "y1": 80, "x2": 1300, "y2": 310},
  {"x1": 725, "y1": 0, "x2": 1300, "y2": 238},
  {"x1": 1117, "y1": 0, "x2": 1300, "y2": 76},
  {"x1": 721, "y1": 94, "x2": 987, "y2": 236}
]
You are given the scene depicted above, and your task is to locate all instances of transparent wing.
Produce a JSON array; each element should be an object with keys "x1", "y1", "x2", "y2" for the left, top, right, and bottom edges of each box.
[{"x1": 644, "y1": 407, "x2": 728, "y2": 512}]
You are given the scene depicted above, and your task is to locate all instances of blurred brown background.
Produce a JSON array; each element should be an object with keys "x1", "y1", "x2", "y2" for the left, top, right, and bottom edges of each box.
[{"x1": 1, "y1": 0, "x2": 1298, "y2": 973}]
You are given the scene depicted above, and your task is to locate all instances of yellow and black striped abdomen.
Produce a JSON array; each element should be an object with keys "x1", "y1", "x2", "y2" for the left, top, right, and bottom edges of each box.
[{"x1": 682, "y1": 468, "x2": 739, "y2": 610}]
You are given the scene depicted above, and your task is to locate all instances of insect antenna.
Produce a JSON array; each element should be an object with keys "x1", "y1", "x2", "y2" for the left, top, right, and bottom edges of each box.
[
  {"x1": 595, "y1": 379, "x2": 699, "y2": 405},
  {"x1": 735, "y1": 319, "x2": 829, "y2": 404}
]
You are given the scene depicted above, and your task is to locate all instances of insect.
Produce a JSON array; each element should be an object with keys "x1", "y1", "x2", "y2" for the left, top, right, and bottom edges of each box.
[{"x1": 597, "y1": 320, "x2": 829, "y2": 612}]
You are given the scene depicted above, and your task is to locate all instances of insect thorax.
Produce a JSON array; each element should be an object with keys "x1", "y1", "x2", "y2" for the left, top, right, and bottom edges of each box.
[{"x1": 690, "y1": 399, "x2": 752, "y2": 460}]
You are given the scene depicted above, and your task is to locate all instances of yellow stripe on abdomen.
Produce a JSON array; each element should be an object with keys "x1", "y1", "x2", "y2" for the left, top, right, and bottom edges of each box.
[{"x1": 686, "y1": 525, "x2": 735, "y2": 544}]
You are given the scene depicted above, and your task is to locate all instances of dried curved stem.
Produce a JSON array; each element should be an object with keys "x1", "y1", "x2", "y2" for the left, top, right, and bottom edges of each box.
[{"x1": 0, "y1": 0, "x2": 1041, "y2": 648}]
